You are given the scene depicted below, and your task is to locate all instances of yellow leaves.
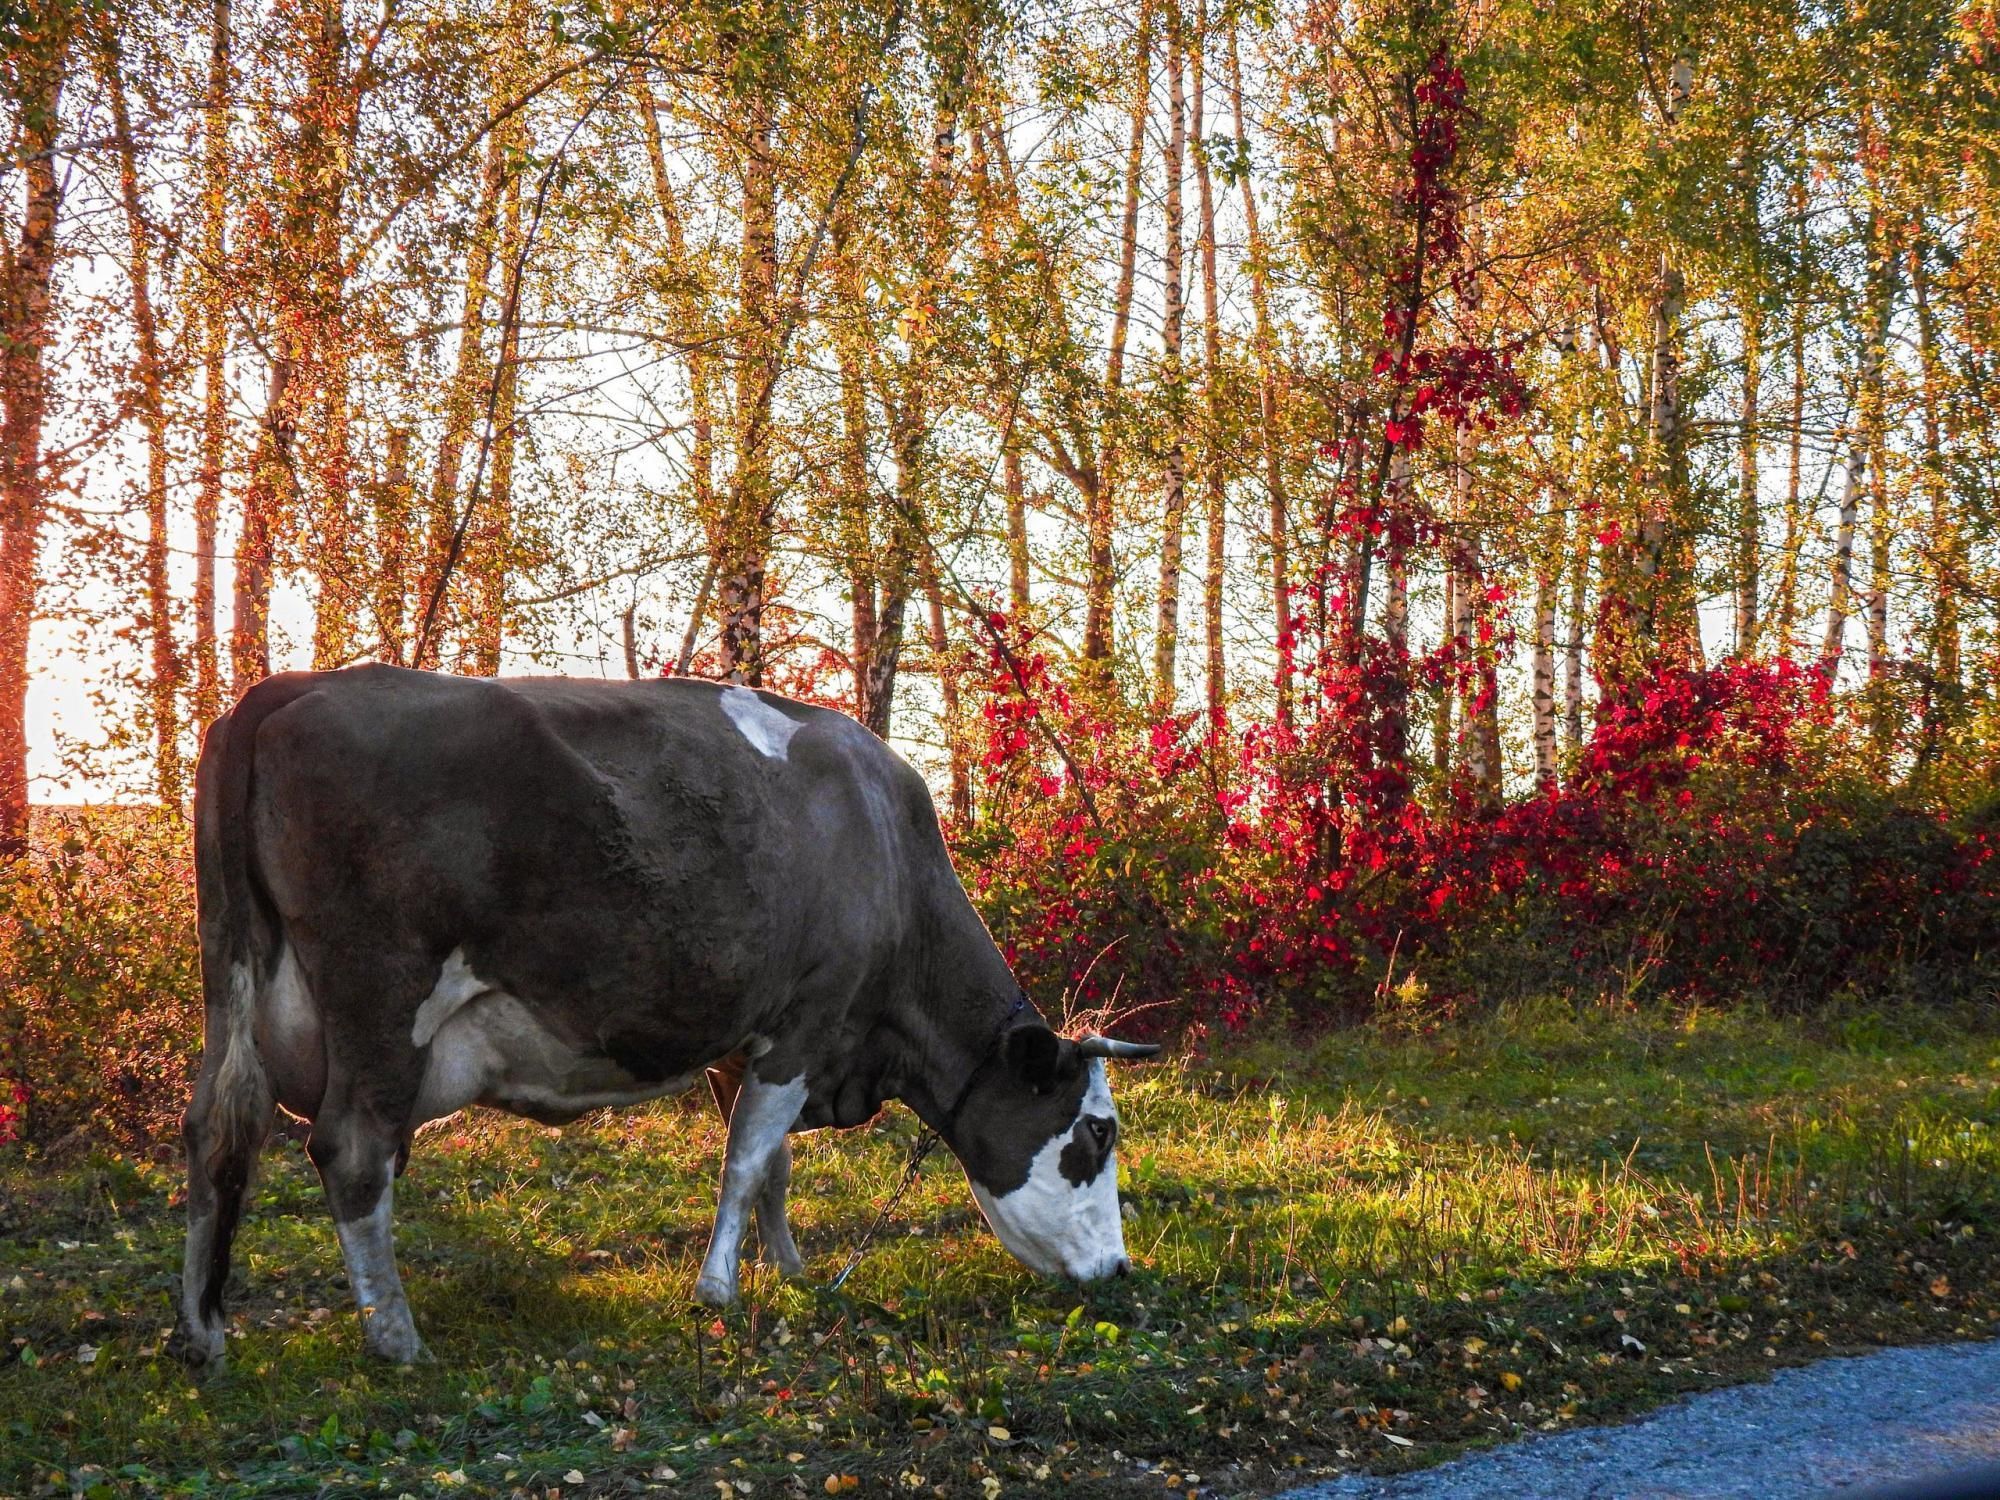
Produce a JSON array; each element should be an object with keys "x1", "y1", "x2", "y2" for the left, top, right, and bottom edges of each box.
[
  {"x1": 824, "y1": 1478, "x2": 859, "y2": 1495},
  {"x1": 986, "y1": 1425, "x2": 1011, "y2": 1441},
  {"x1": 1931, "y1": 1274, "x2": 1952, "y2": 1298},
  {"x1": 1461, "y1": 1336, "x2": 1487, "y2": 1356},
  {"x1": 1500, "y1": 1372, "x2": 1523, "y2": 1392}
]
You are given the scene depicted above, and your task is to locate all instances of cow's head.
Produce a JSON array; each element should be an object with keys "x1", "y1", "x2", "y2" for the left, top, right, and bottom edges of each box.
[{"x1": 952, "y1": 1026, "x2": 1162, "y2": 1282}]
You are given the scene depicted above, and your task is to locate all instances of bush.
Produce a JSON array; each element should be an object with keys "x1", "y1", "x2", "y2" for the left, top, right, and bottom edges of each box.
[
  {"x1": 963, "y1": 644, "x2": 2000, "y2": 1031},
  {"x1": 0, "y1": 807, "x2": 201, "y2": 1152}
]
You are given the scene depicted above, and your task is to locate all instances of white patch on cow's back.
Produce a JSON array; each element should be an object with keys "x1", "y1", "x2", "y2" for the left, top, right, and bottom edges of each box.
[
  {"x1": 969, "y1": 1061, "x2": 1129, "y2": 1282},
  {"x1": 411, "y1": 947, "x2": 489, "y2": 1046},
  {"x1": 720, "y1": 685, "x2": 803, "y2": 760}
]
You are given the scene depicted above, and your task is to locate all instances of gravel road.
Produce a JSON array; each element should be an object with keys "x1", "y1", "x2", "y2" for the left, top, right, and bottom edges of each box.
[{"x1": 1286, "y1": 1340, "x2": 2000, "y2": 1499}]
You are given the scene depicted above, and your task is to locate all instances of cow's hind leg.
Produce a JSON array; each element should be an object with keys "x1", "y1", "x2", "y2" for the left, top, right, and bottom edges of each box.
[
  {"x1": 696, "y1": 1067, "x2": 808, "y2": 1306},
  {"x1": 308, "y1": 1085, "x2": 428, "y2": 1363},
  {"x1": 171, "y1": 966, "x2": 275, "y2": 1367},
  {"x1": 707, "y1": 1058, "x2": 806, "y2": 1279}
]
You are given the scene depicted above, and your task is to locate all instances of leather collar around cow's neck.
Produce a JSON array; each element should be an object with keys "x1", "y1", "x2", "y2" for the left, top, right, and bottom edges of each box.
[{"x1": 939, "y1": 993, "x2": 1028, "y2": 1136}]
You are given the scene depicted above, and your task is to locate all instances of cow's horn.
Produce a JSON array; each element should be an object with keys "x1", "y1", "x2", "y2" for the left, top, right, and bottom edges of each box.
[{"x1": 1078, "y1": 1034, "x2": 1163, "y2": 1060}]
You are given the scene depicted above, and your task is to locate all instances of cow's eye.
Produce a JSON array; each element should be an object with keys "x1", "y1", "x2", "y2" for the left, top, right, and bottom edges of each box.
[{"x1": 1085, "y1": 1115, "x2": 1115, "y2": 1152}]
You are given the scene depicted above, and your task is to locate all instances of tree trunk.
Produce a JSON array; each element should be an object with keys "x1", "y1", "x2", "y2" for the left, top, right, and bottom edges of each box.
[
  {"x1": 1380, "y1": 447, "x2": 1410, "y2": 785},
  {"x1": 0, "y1": 18, "x2": 68, "y2": 858},
  {"x1": 1564, "y1": 498, "x2": 1589, "y2": 764},
  {"x1": 1640, "y1": 250, "x2": 1700, "y2": 668},
  {"x1": 1435, "y1": 567, "x2": 1455, "y2": 779},
  {"x1": 1776, "y1": 167, "x2": 1809, "y2": 654},
  {"x1": 373, "y1": 428, "x2": 412, "y2": 664},
  {"x1": 921, "y1": 556, "x2": 971, "y2": 824},
  {"x1": 1860, "y1": 202, "x2": 1895, "y2": 691},
  {"x1": 470, "y1": 167, "x2": 523, "y2": 677},
  {"x1": 633, "y1": 66, "x2": 717, "y2": 602},
  {"x1": 721, "y1": 76, "x2": 778, "y2": 686},
  {"x1": 306, "y1": 0, "x2": 357, "y2": 671},
  {"x1": 193, "y1": 0, "x2": 230, "y2": 727},
  {"x1": 1911, "y1": 233, "x2": 1961, "y2": 691},
  {"x1": 1533, "y1": 562, "x2": 1558, "y2": 791},
  {"x1": 310, "y1": 366, "x2": 356, "y2": 668},
  {"x1": 1227, "y1": 14, "x2": 1289, "y2": 725},
  {"x1": 1735, "y1": 296, "x2": 1761, "y2": 654},
  {"x1": 1821, "y1": 435, "x2": 1863, "y2": 673},
  {"x1": 99, "y1": 30, "x2": 184, "y2": 802},
  {"x1": 1191, "y1": 0, "x2": 1226, "y2": 725},
  {"x1": 1152, "y1": 4, "x2": 1189, "y2": 707},
  {"x1": 232, "y1": 357, "x2": 290, "y2": 694},
  {"x1": 419, "y1": 123, "x2": 510, "y2": 668},
  {"x1": 834, "y1": 231, "x2": 891, "y2": 732},
  {"x1": 968, "y1": 121, "x2": 1030, "y2": 622},
  {"x1": 1004, "y1": 444, "x2": 1030, "y2": 618},
  {"x1": 1089, "y1": 0, "x2": 1154, "y2": 667}
]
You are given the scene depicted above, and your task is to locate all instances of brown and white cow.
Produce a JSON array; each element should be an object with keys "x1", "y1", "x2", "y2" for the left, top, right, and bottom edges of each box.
[{"x1": 172, "y1": 666, "x2": 1159, "y2": 1365}]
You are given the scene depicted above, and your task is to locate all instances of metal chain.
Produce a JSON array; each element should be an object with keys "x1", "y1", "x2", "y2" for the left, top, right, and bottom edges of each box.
[
  {"x1": 825, "y1": 996, "x2": 1023, "y2": 1292},
  {"x1": 828, "y1": 1127, "x2": 943, "y2": 1293}
]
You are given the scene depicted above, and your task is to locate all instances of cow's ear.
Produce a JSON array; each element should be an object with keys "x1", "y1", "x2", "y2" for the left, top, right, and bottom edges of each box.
[{"x1": 1003, "y1": 1024, "x2": 1063, "y2": 1090}]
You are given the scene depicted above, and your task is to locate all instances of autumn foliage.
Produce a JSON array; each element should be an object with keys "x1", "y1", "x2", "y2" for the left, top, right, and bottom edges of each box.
[{"x1": 963, "y1": 637, "x2": 1999, "y2": 1040}]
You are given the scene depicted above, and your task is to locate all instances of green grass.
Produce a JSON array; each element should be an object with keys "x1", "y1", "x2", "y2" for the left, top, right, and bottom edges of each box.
[{"x1": 8, "y1": 1000, "x2": 2000, "y2": 1499}]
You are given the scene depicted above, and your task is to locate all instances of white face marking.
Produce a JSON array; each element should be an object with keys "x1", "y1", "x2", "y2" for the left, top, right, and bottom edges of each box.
[
  {"x1": 970, "y1": 1062, "x2": 1129, "y2": 1281},
  {"x1": 720, "y1": 685, "x2": 804, "y2": 760}
]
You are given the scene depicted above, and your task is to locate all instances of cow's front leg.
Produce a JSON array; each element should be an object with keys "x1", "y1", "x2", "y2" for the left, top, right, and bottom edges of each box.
[
  {"x1": 308, "y1": 1110, "x2": 428, "y2": 1363},
  {"x1": 707, "y1": 1058, "x2": 806, "y2": 1279},
  {"x1": 756, "y1": 1137, "x2": 805, "y2": 1277},
  {"x1": 696, "y1": 1071, "x2": 808, "y2": 1306}
]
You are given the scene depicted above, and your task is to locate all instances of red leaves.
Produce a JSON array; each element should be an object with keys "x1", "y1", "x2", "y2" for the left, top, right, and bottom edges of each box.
[{"x1": 964, "y1": 587, "x2": 1997, "y2": 1032}]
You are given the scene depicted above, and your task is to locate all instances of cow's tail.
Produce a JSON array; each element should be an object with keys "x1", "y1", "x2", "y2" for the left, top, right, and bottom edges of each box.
[{"x1": 184, "y1": 676, "x2": 313, "y2": 1329}]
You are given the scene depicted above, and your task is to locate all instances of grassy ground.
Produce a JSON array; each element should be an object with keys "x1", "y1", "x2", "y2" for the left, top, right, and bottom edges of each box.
[{"x1": 7, "y1": 1000, "x2": 2000, "y2": 1500}]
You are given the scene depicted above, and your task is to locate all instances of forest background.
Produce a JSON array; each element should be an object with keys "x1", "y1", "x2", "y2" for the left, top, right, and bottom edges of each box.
[{"x1": 4, "y1": 0, "x2": 2000, "y2": 1145}]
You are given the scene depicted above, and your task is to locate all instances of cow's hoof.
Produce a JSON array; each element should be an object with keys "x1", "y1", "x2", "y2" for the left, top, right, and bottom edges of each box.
[
  {"x1": 693, "y1": 1274, "x2": 738, "y2": 1308},
  {"x1": 367, "y1": 1339, "x2": 433, "y2": 1366},
  {"x1": 166, "y1": 1319, "x2": 226, "y2": 1371},
  {"x1": 364, "y1": 1325, "x2": 433, "y2": 1365}
]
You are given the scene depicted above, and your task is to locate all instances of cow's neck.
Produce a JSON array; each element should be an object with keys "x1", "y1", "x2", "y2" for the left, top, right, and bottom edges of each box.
[{"x1": 894, "y1": 906, "x2": 1032, "y2": 1145}]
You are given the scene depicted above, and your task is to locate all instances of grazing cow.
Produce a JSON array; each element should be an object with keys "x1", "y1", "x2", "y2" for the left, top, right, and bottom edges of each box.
[{"x1": 171, "y1": 666, "x2": 1160, "y2": 1365}]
